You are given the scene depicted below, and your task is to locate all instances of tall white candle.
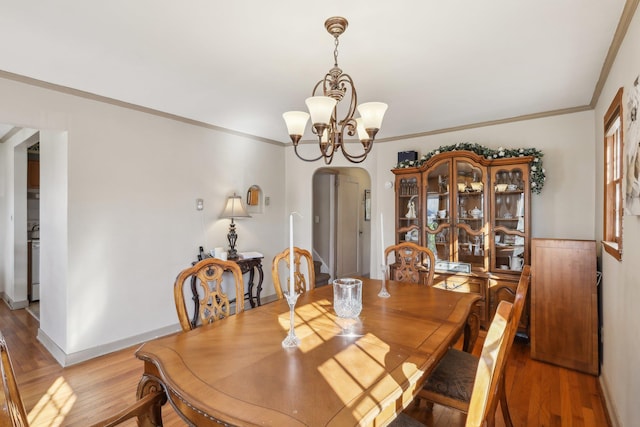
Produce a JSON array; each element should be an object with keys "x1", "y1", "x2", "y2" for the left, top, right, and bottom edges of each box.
[
  {"x1": 289, "y1": 213, "x2": 294, "y2": 295},
  {"x1": 380, "y1": 213, "x2": 385, "y2": 265}
]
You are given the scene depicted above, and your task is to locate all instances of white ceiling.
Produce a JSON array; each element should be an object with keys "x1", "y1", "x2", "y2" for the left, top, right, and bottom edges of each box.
[{"x1": 0, "y1": 1, "x2": 631, "y2": 143}]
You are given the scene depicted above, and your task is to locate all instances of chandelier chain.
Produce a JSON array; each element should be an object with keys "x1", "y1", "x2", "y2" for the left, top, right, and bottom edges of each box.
[{"x1": 333, "y1": 36, "x2": 340, "y2": 67}]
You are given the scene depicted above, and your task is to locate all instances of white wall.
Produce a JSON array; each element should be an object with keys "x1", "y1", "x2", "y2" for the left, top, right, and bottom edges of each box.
[
  {"x1": 0, "y1": 76, "x2": 286, "y2": 364},
  {"x1": 594, "y1": 5, "x2": 640, "y2": 427}
]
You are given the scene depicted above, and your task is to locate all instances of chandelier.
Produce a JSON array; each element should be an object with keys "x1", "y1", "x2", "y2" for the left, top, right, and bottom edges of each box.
[{"x1": 283, "y1": 17, "x2": 388, "y2": 164}]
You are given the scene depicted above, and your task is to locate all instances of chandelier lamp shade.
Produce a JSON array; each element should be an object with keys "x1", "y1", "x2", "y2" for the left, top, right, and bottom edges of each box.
[
  {"x1": 283, "y1": 16, "x2": 388, "y2": 164},
  {"x1": 220, "y1": 193, "x2": 251, "y2": 259}
]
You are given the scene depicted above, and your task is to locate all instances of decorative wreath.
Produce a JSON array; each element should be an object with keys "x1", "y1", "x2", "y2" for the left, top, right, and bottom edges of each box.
[{"x1": 394, "y1": 142, "x2": 546, "y2": 194}]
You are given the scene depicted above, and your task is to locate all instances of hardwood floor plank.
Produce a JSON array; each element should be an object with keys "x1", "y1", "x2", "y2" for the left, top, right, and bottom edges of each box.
[{"x1": 559, "y1": 369, "x2": 574, "y2": 425}]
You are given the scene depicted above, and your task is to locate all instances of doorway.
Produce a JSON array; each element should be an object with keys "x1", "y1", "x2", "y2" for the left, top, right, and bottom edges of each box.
[
  {"x1": 0, "y1": 127, "x2": 39, "y2": 314},
  {"x1": 312, "y1": 167, "x2": 371, "y2": 282}
]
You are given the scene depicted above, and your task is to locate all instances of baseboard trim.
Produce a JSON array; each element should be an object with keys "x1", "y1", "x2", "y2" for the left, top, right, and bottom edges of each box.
[
  {"x1": 1, "y1": 293, "x2": 28, "y2": 310},
  {"x1": 598, "y1": 374, "x2": 620, "y2": 427},
  {"x1": 37, "y1": 324, "x2": 182, "y2": 367}
]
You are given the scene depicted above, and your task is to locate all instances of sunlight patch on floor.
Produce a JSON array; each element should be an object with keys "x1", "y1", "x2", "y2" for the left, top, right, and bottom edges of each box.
[{"x1": 28, "y1": 377, "x2": 76, "y2": 427}]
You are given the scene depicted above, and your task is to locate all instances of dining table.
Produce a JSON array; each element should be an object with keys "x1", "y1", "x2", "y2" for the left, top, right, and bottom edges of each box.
[{"x1": 134, "y1": 277, "x2": 480, "y2": 427}]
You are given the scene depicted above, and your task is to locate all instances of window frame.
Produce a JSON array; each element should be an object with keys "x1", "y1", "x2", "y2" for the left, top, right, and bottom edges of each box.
[{"x1": 603, "y1": 87, "x2": 624, "y2": 261}]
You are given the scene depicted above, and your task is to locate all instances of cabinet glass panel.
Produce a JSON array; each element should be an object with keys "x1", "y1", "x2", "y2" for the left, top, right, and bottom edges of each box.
[
  {"x1": 397, "y1": 175, "x2": 419, "y2": 243},
  {"x1": 456, "y1": 161, "x2": 485, "y2": 231},
  {"x1": 456, "y1": 160, "x2": 486, "y2": 269},
  {"x1": 424, "y1": 161, "x2": 450, "y2": 260},
  {"x1": 493, "y1": 166, "x2": 526, "y2": 272}
]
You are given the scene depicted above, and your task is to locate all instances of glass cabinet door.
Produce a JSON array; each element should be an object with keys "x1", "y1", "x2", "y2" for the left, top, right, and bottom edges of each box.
[
  {"x1": 455, "y1": 160, "x2": 488, "y2": 270},
  {"x1": 396, "y1": 173, "x2": 420, "y2": 244},
  {"x1": 423, "y1": 160, "x2": 450, "y2": 261},
  {"x1": 491, "y1": 165, "x2": 529, "y2": 272}
]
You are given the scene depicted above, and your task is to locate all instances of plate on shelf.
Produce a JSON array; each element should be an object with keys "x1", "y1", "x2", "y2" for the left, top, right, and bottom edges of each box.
[{"x1": 502, "y1": 236, "x2": 516, "y2": 245}]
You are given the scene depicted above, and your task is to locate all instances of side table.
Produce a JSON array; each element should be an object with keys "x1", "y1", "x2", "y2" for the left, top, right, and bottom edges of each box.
[{"x1": 233, "y1": 256, "x2": 264, "y2": 308}]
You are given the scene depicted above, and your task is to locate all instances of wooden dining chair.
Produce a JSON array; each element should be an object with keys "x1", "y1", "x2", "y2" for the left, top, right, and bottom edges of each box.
[
  {"x1": 0, "y1": 331, "x2": 166, "y2": 427},
  {"x1": 414, "y1": 265, "x2": 531, "y2": 427},
  {"x1": 174, "y1": 257, "x2": 245, "y2": 332},
  {"x1": 390, "y1": 300, "x2": 514, "y2": 427},
  {"x1": 272, "y1": 246, "x2": 315, "y2": 299},
  {"x1": 384, "y1": 242, "x2": 436, "y2": 285}
]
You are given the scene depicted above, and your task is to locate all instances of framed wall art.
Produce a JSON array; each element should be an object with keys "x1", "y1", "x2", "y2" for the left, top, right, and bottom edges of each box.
[
  {"x1": 364, "y1": 189, "x2": 371, "y2": 221},
  {"x1": 626, "y1": 75, "x2": 640, "y2": 215}
]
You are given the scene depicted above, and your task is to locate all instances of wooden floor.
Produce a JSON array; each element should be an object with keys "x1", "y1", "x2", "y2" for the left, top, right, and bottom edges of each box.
[{"x1": 2, "y1": 301, "x2": 610, "y2": 427}]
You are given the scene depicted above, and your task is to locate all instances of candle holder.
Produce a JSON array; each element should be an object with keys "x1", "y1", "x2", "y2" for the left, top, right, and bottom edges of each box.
[
  {"x1": 378, "y1": 264, "x2": 391, "y2": 298},
  {"x1": 282, "y1": 290, "x2": 301, "y2": 348}
]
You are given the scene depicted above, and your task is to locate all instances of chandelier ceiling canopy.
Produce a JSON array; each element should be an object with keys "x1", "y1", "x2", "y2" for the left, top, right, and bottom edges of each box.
[{"x1": 283, "y1": 16, "x2": 388, "y2": 164}]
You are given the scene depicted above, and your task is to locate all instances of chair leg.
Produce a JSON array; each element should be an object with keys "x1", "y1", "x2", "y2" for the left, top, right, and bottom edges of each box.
[
  {"x1": 463, "y1": 311, "x2": 480, "y2": 353},
  {"x1": 487, "y1": 411, "x2": 496, "y2": 427},
  {"x1": 413, "y1": 394, "x2": 434, "y2": 411},
  {"x1": 499, "y1": 374, "x2": 514, "y2": 427}
]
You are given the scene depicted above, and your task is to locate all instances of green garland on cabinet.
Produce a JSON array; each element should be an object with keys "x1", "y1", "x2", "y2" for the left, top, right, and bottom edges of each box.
[{"x1": 394, "y1": 142, "x2": 546, "y2": 194}]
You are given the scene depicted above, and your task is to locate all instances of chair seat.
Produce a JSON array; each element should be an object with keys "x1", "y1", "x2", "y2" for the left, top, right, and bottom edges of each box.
[{"x1": 419, "y1": 348, "x2": 479, "y2": 410}]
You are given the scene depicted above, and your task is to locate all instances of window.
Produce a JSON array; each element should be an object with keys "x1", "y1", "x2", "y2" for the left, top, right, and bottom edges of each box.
[{"x1": 603, "y1": 87, "x2": 624, "y2": 260}]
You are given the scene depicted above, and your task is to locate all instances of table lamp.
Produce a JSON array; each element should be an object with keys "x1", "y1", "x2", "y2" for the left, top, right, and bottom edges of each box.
[{"x1": 220, "y1": 193, "x2": 251, "y2": 259}]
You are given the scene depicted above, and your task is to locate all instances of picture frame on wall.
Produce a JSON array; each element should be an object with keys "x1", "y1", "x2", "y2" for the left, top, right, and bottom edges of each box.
[
  {"x1": 625, "y1": 75, "x2": 640, "y2": 215},
  {"x1": 364, "y1": 189, "x2": 371, "y2": 221}
]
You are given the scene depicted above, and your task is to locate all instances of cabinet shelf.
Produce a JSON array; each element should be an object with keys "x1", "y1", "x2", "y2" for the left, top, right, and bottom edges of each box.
[
  {"x1": 495, "y1": 190, "x2": 523, "y2": 195},
  {"x1": 495, "y1": 244, "x2": 524, "y2": 249}
]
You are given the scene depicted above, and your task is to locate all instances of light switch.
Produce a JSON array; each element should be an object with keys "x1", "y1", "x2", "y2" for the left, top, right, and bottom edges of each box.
[
  {"x1": 196, "y1": 198, "x2": 204, "y2": 211},
  {"x1": 265, "y1": 196, "x2": 270, "y2": 206},
  {"x1": 315, "y1": 215, "x2": 320, "y2": 223}
]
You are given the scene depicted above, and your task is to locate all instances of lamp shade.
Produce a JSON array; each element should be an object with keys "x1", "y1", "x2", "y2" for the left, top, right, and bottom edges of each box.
[
  {"x1": 283, "y1": 111, "x2": 310, "y2": 137},
  {"x1": 305, "y1": 96, "x2": 337, "y2": 125},
  {"x1": 320, "y1": 128, "x2": 329, "y2": 144},
  {"x1": 355, "y1": 118, "x2": 369, "y2": 142},
  {"x1": 357, "y1": 102, "x2": 388, "y2": 130},
  {"x1": 220, "y1": 193, "x2": 251, "y2": 219}
]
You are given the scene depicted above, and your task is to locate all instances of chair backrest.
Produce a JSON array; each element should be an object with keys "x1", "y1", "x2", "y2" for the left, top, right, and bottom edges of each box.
[
  {"x1": 1, "y1": 333, "x2": 29, "y2": 427},
  {"x1": 174, "y1": 257, "x2": 245, "y2": 332},
  {"x1": 509, "y1": 265, "x2": 531, "y2": 343},
  {"x1": 465, "y1": 300, "x2": 514, "y2": 427},
  {"x1": 384, "y1": 242, "x2": 436, "y2": 285},
  {"x1": 272, "y1": 247, "x2": 315, "y2": 299}
]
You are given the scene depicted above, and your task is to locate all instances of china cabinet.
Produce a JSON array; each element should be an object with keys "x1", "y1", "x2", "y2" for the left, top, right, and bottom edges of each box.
[{"x1": 392, "y1": 150, "x2": 533, "y2": 333}]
